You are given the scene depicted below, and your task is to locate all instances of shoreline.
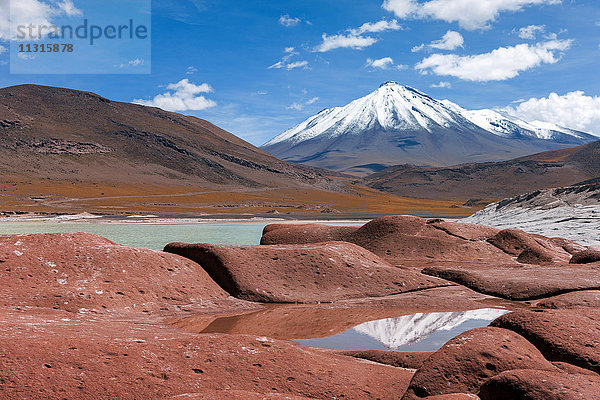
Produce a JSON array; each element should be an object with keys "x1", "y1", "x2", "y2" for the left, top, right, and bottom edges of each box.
[{"x1": 0, "y1": 211, "x2": 466, "y2": 225}]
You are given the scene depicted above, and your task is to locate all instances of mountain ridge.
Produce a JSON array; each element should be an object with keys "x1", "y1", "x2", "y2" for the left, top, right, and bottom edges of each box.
[{"x1": 263, "y1": 82, "x2": 596, "y2": 176}]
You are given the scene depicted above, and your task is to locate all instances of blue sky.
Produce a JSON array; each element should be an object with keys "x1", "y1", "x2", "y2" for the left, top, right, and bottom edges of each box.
[{"x1": 1, "y1": 0, "x2": 600, "y2": 145}]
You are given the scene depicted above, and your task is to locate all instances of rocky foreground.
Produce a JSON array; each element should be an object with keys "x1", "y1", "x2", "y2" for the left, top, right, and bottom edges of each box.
[{"x1": 1, "y1": 216, "x2": 600, "y2": 399}]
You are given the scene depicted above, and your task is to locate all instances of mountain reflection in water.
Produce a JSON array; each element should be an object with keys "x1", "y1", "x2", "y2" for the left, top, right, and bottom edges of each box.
[{"x1": 296, "y1": 308, "x2": 510, "y2": 352}]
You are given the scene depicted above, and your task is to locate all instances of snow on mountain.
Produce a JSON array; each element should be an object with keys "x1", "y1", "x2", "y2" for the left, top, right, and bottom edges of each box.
[
  {"x1": 262, "y1": 82, "x2": 596, "y2": 176},
  {"x1": 352, "y1": 308, "x2": 509, "y2": 350},
  {"x1": 464, "y1": 179, "x2": 600, "y2": 247},
  {"x1": 265, "y1": 82, "x2": 471, "y2": 147},
  {"x1": 441, "y1": 100, "x2": 592, "y2": 142}
]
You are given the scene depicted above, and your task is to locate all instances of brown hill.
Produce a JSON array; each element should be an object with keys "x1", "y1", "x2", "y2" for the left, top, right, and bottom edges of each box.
[
  {"x1": 365, "y1": 141, "x2": 600, "y2": 202},
  {"x1": 0, "y1": 84, "x2": 474, "y2": 216}
]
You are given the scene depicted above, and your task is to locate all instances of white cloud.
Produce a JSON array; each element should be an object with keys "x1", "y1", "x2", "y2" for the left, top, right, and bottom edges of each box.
[
  {"x1": 351, "y1": 19, "x2": 403, "y2": 35},
  {"x1": 431, "y1": 81, "x2": 452, "y2": 88},
  {"x1": 518, "y1": 24, "x2": 545, "y2": 39},
  {"x1": 119, "y1": 58, "x2": 144, "y2": 68},
  {"x1": 503, "y1": 91, "x2": 600, "y2": 135},
  {"x1": 430, "y1": 30, "x2": 464, "y2": 50},
  {"x1": 57, "y1": 0, "x2": 82, "y2": 17},
  {"x1": 0, "y1": 44, "x2": 6, "y2": 54},
  {"x1": 365, "y1": 56, "x2": 406, "y2": 70},
  {"x1": 0, "y1": 0, "x2": 83, "y2": 40},
  {"x1": 279, "y1": 14, "x2": 301, "y2": 27},
  {"x1": 315, "y1": 33, "x2": 378, "y2": 52},
  {"x1": 133, "y1": 79, "x2": 217, "y2": 112},
  {"x1": 268, "y1": 47, "x2": 308, "y2": 70},
  {"x1": 413, "y1": 30, "x2": 464, "y2": 52},
  {"x1": 186, "y1": 66, "x2": 198, "y2": 75},
  {"x1": 415, "y1": 39, "x2": 572, "y2": 81},
  {"x1": 382, "y1": 0, "x2": 561, "y2": 30},
  {"x1": 286, "y1": 102, "x2": 304, "y2": 111},
  {"x1": 286, "y1": 96, "x2": 320, "y2": 111},
  {"x1": 268, "y1": 60, "x2": 309, "y2": 70}
]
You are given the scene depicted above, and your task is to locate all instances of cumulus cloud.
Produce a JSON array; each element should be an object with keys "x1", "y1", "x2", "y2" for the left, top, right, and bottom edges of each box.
[
  {"x1": 415, "y1": 39, "x2": 572, "y2": 81},
  {"x1": 0, "y1": 44, "x2": 6, "y2": 54},
  {"x1": 133, "y1": 79, "x2": 217, "y2": 112},
  {"x1": 315, "y1": 33, "x2": 378, "y2": 52},
  {"x1": 382, "y1": 0, "x2": 561, "y2": 30},
  {"x1": 315, "y1": 18, "x2": 402, "y2": 53},
  {"x1": 503, "y1": 91, "x2": 600, "y2": 135},
  {"x1": 518, "y1": 24, "x2": 545, "y2": 39},
  {"x1": 351, "y1": 19, "x2": 403, "y2": 35},
  {"x1": 431, "y1": 81, "x2": 452, "y2": 88},
  {"x1": 279, "y1": 14, "x2": 301, "y2": 27},
  {"x1": 413, "y1": 30, "x2": 464, "y2": 52},
  {"x1": 365, "y1": 57, "x2": 407, "y2": 70},
  {"x1": 0, "y1": 0, "x2": 83, "y2": 40}
]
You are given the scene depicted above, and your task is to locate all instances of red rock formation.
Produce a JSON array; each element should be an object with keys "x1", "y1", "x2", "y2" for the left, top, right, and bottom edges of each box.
[
  {"x1": 0, "y1": 233, "x2": 228, "y2": 314},
  {"x1": 164, "y1": 241, "x2": 448, "y2": 303},
  {"x1": 423, "y1": 263, "x2": 600, "y2": 301},
  {"x1": 536, "y1": 290, "x2": 600, "y2": 309},
  {"x1": 491, "y1": 309, "x2": 600, "y2": 373},
  {"x1": 0, "y1": 309, "x2": 413, "y2": 400},
  {"x1": 487, "y1": 229, "x2": 571, "y2": 264},
  {"x1": 401, "y1": 327, "x2": 556, "y2": 400},
  {"x1": 339, "y1": 350, "x2": 433, "y2": 370},
  {"x1": 262, "y1": 216, "x2": 517, "y2": 267},
  {"x1": 478, "y1": 369, "x2": 600, "y2": 400},
  {"x1": 570, "y1": 249, "x2": 600, "y2": 264}
]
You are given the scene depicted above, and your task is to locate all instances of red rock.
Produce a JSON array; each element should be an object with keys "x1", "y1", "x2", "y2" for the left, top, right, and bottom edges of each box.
[
  {"x1": 478, "y1": 369, "x2": 600, "y2": 400},
  {"x1": 164, "y1": 241, "x2": 448, "y2": 303},
  {"x1": 401, "y1": 327, "x2": 556, "y2": 400},
  {"x1": 487, "y1": 229, "x2": 571, "y2": 264},
  {"x1": 260, "y1": 224, "x2": 357, "y2": 244},
  {"x1": 536, "y1": 290, "x2": 600, "y2": 309},
  {"x1": 0, "y1": 310, "x2": 413, "y2": 400},
  {"x1": 553, "y1": 362, "x2": 600, "y2": 376},
  {"x1": 427, "y1": 220, "x2": 500, "y2": 241},
  {"x1": 162, "y1": 391, "x2": 312, "y2": 399},
  {"x1": 263, "y1": 216, "x2": 516, "y2": 267},
  {"x1": 0, "y1": 233, "x2": 228, "y2": 313},
  {"x1": 339, "y1": 350, "x2": 433, "y2": 370},
  {"x1": 490, "y1": 309, "x2": 600, "y2": 374},
  {"x1": 570, "y1": 249, "x2": 600, "y2": 264},
  {"x1": 425, "y1": 395, "x2": 480, "y2": 400},
  {"x1": 547, "y1": 237, "x2": 587, "y2": 255},
  {"x1": 423, "y1": 263, "x2": 600, "y2": 301}
]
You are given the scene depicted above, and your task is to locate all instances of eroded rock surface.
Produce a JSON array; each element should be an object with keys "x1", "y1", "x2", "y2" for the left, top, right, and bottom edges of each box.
[
  {"x1": 401, "y1": 327, "x2": 556, "y2": 400},
  {"x1": 423, "y1": 264, "x2": 600, "y2": 300},
  {"x1": 491, "y1": 309, "x2": 600, "y2": 373},
  {"x1": 478, "y1": 369, "x2": 600, "y2": 400},
  {"x1": 0, "y1": 233, "x2": 228, "y2": 313},
  {"x1": 261, "y1": 216, "x2": 580, "y2": 268},
  {"x1": 164, "y1": 241, "x2": 448, "y2": 303}
]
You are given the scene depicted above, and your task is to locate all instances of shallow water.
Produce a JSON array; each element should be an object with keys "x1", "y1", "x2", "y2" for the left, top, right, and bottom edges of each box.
[
  {"x1": 0, "y1": 221, "x2": 362, "y2": 250},
  {"x1": 175, "y1": 306, "x2": 510, "y2": 353},
  {"x1": 296, "y1": 309, "x2": 510, "y2": 352}
]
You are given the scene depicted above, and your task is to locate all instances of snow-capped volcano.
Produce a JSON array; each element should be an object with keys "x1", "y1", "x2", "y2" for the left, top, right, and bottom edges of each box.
[{"x1": 262, "y1": 82, "x2": 596, "y2": 176}]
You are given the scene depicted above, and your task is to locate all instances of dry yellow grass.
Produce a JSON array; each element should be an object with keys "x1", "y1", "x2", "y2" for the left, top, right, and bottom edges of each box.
[{"x1": 0, "y1": 180, "x2": 481, "y2": 217}]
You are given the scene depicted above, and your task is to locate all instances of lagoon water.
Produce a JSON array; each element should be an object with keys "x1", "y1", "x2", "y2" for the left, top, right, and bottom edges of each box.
[{"x1": 0, "y1": 221, "x2": 364, "y2": 250}]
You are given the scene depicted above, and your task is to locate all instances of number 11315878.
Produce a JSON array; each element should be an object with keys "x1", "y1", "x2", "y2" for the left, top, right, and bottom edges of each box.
[{"x1": 19, "y1": 44, "x2": 74, "y2": 53}]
